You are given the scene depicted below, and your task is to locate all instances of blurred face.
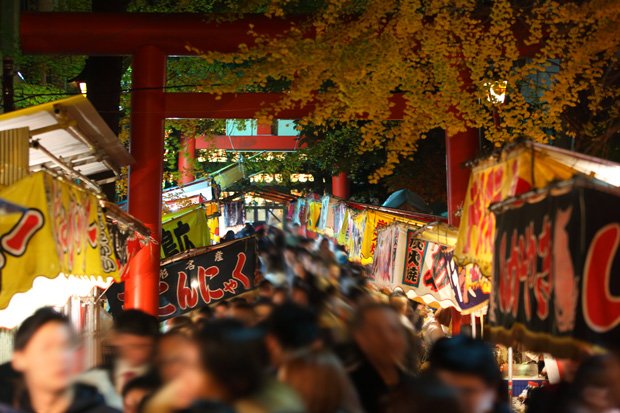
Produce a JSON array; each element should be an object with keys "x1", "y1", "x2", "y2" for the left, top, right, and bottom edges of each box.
[
  {"x1": 255, "y1": 304, "x2": 273, "y2": 323},
  {"x1": 436, "y1": 370, "x2": 496, "y2": 413},
  {"x1": 354, "y1": 308, "x2": 407, "y2": 367},
  {"x1": 214, "y1": 304, "x2": 229, "y2": 319},
  {"x1": 12, "y1": 321, "x2": 76, "y2": 394},
  {"x1": 157, "y1": 335, "x2": 201, "y2": 383},
  {"x1": 230, "y1": 308, "x2": 256, "y2": 326},
  {"x1": 319, "y1": 240, "x2": 330, "y2": 252},
  {"x1": 112, "y1": 333, "x2": 155, "y2": 368},
  {"x1": 292, "y1": 288, "x2": 310, "y2": 307},
  {"x1": 123, "y1": 388, "x2": 148, "y2": 413},
  {"x1": 272, "y1": 291, "x2": 288, "y2": 306}
]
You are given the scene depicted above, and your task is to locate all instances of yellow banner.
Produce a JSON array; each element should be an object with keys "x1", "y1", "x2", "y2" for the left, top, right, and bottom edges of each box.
[
  {"x1": 0, "y1": 172, "x2": 119, "y2": 309},
  {"x1": 455, "y1": 147, "x2": 575, "y2": 276},
  {"x1": 161, "y1": 206, "x2": 210, "y2": 258}
]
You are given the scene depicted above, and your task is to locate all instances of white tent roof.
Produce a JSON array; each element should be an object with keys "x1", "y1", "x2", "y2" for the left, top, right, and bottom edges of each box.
[
  {"x1": 0, "y1": 96, "x2": 133, "y2": 177},
  {"x1": 534, "y1": 142, "x2": 620, "y2": 187}
]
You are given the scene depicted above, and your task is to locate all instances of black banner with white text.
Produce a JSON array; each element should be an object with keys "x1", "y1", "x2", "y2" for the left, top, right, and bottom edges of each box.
[{"x1": 490, "y1": 182, "x2": 620, "y2": 348}]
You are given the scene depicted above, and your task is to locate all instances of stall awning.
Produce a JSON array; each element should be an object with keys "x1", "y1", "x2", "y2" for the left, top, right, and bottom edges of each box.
[
  {"x1": 0, "y1": 96, "x2": 133, "y2": 178},
  {"x1": 533, "y1": 142, "x2": 620, "y2": 187}
]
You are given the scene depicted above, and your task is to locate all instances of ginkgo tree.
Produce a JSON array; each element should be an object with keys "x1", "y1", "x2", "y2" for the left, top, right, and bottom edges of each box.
[{"x1": 193, "y1": 0, "x2": 620, "y2": 182}]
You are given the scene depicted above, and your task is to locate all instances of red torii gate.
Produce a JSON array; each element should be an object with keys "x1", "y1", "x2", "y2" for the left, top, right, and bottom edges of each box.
[{"x1": 20, "y1": 12, "x2": 477, "y2": 315}]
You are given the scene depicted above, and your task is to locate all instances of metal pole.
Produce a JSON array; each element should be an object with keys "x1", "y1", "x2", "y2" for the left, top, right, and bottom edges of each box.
[
  {"x1": 508, "y1": 347, "x2": 514, "y2": 400},
  {"x1": 471, "y1": 315, "x2": 476, "y2": 338}
]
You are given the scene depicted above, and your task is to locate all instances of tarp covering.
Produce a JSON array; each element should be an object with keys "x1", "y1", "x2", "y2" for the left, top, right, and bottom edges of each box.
[
  {"x1": 0, "y1": 172, "x2": 120, "y2": 309},
  {"x1": 455, "y1": 144, "x2": 576, "y2": 276},
  {"x1": 382, "y1": 189, "x2": 432, "y2": 214},
  {"x1": 488, "y1": 178, "x2": 620, "y2": 354}
]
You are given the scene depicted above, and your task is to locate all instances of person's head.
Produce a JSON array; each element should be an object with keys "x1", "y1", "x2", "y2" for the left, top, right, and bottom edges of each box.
[
  {"x1": 156, "y1": 328, "x2": 201, "y2": 384},
  {"x1": 254, "y1": 298, "x2": 274, "y2": 324},
  {"x1": 197, "y1": 319, "x2": 268, "y2": 402},
  {"x1": 351, "y1": 303, "x2": 407, "y2": 369},
  {"x1": 214, "y1": 301, "x2": 230, "y2": 319},
  {"x1": 230, "y1": 302, "x2": 256, "y2": 326},
  {"x1": 429, "y1": 336, "x2": 504, "y2": 413},
  {"x1": 571, "y1": 355, "x2": 616, "y2": 412},
  {"x1": 278, "y1": 350, "x2": 361, "y2": 413},
  {"x1": 272, "y1": 286, "x2": 289, "y2": 306},
  {"x1": 122, "y1": 374, "x2": 160, "y2": 413},
  {"x1": 318, "y1": 238, "x2": 330, "y2": 253},
  {"x1": 389, "y1": 374, "x2": 464, "y2": 413},
  {"x1": 434, "y1": 308, "x2": 452, "y2": 327},
  {"x1": 265, "y1": 302, "x2": 320, "y2": 366},
  {"x1": 223, "y1": 230, "x2": 235, "y2": 241},
  {"x1": 418, "y1": 305, "x2": 430, "y2": 319},
  {"x1": 165, "y1": 315, "x2": 193, "y2": 331},
  {"x1": 291, "y1": 282, "x2": 311, "y2": 307},
  {"x1": 557, "y1": 358, "x2": 581, "y2": 383},
  {"x1": 389, "y1": 292, "x2": 409, "y2": 316},
  {"x1": 347, "y1": 286, "x2": 373, "y2": 308},
  {"x1": 12, "y1": 308, "x2": 78, "y2": 395},
  {"x1": 258, "y1": 279, "x2": 274, "y2": 299},
  {"x1": 194, "y1": 306, "x2": 214, "y2": 325},
  {"x1": 112, "y1": 309, "x2": 159, "y2": 368}
]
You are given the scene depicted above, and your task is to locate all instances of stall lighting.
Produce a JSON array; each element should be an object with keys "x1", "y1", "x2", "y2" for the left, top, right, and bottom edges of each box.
[
  {"x1": 485, "y1": 80, "x2": 507, "y2": 104},
  {"x1": 0, "y1": 274, "x2": 112, "y2": 329},
  {"x1": 79, "y1": 82, "x2": 87, "y2": 96}
]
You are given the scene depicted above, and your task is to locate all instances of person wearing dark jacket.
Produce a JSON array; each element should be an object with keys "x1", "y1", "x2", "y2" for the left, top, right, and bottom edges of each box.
[
  {"x1": 348, "y1": 303, "x2": 415, "y2": 413},
  {"x1": 429, "y1": 336, "x2": 510, "y2": 413},
  {"x1": 11, "y1": 307, "x2": 118, "y2": 413}
]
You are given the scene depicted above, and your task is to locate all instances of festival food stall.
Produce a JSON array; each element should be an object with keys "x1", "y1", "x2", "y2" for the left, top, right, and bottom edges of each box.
[
  {"x1": 451, "y1": 141, "x2": 620, "y2": 402},
  {"x1": 0, "y1": 96, "x2": 148, "y2": 367},
  {"x1": 488, "y1": 176, "x2": 620, "y2": 355}
]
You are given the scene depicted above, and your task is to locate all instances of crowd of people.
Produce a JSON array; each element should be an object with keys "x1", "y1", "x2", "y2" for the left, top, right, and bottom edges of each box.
[{"x1": 1, "y1": 225, "x2": 620, "y2": 413}]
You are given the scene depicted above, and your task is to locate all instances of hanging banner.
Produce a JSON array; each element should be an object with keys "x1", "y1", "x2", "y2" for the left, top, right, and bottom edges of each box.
[
  {"x1": 451, "y1": 264, "x2": 492, "y2": 315},
  {"x1": 455, "y1": 146, "x2": 575, "y2": 276},
  {"x1": 401, "y1": 230, "x2": 460, "y2": 309},
  {"x1": 0, "y1": 172, "x2": 119, "y2": 309},
  {"x1": 489, "y1": 181, "x2": 620, "y2": 350},
  {"x1": 106, "y1": 237, "x2": 258, "y2": 319},
  {"x1": 306, "y1": 200, "x2": 322, "y2": 232},
  {"x1": 159, "y1": 237, "x2": 258, "y2": 319},
  {"x1": 316, "y1": 196, "x2": 331, "y2": 232},
  {"x1": 223, "y1": 201, "x2": 245, "y2": 227},
  {"x1": 361, "y1": 210, "x2": 400, "y2": 262},
  {"x1": 107, "y1": 219, "x2": 148, "y2": 280},
  {"x1": 371, "y1": 224, "x2": 399, "y2": 286},
  {"x1": 161, "y1": 206, "x2": 210, "y2": 259}
]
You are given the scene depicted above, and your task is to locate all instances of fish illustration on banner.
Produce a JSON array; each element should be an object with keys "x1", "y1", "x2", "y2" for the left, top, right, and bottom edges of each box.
[{"x1": 489, "y1": 180, "x2": 620, "y2": 349}]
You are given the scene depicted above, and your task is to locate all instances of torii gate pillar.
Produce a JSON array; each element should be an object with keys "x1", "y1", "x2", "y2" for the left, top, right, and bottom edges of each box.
[{"x1": 125, "y1": 46, "x2": 166, "y2": 315}]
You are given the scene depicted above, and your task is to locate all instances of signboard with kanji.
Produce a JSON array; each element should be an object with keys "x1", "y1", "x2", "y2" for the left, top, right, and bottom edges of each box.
[{"x1": 106, "y1": 237, "x2": 258, "y2": 319}]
